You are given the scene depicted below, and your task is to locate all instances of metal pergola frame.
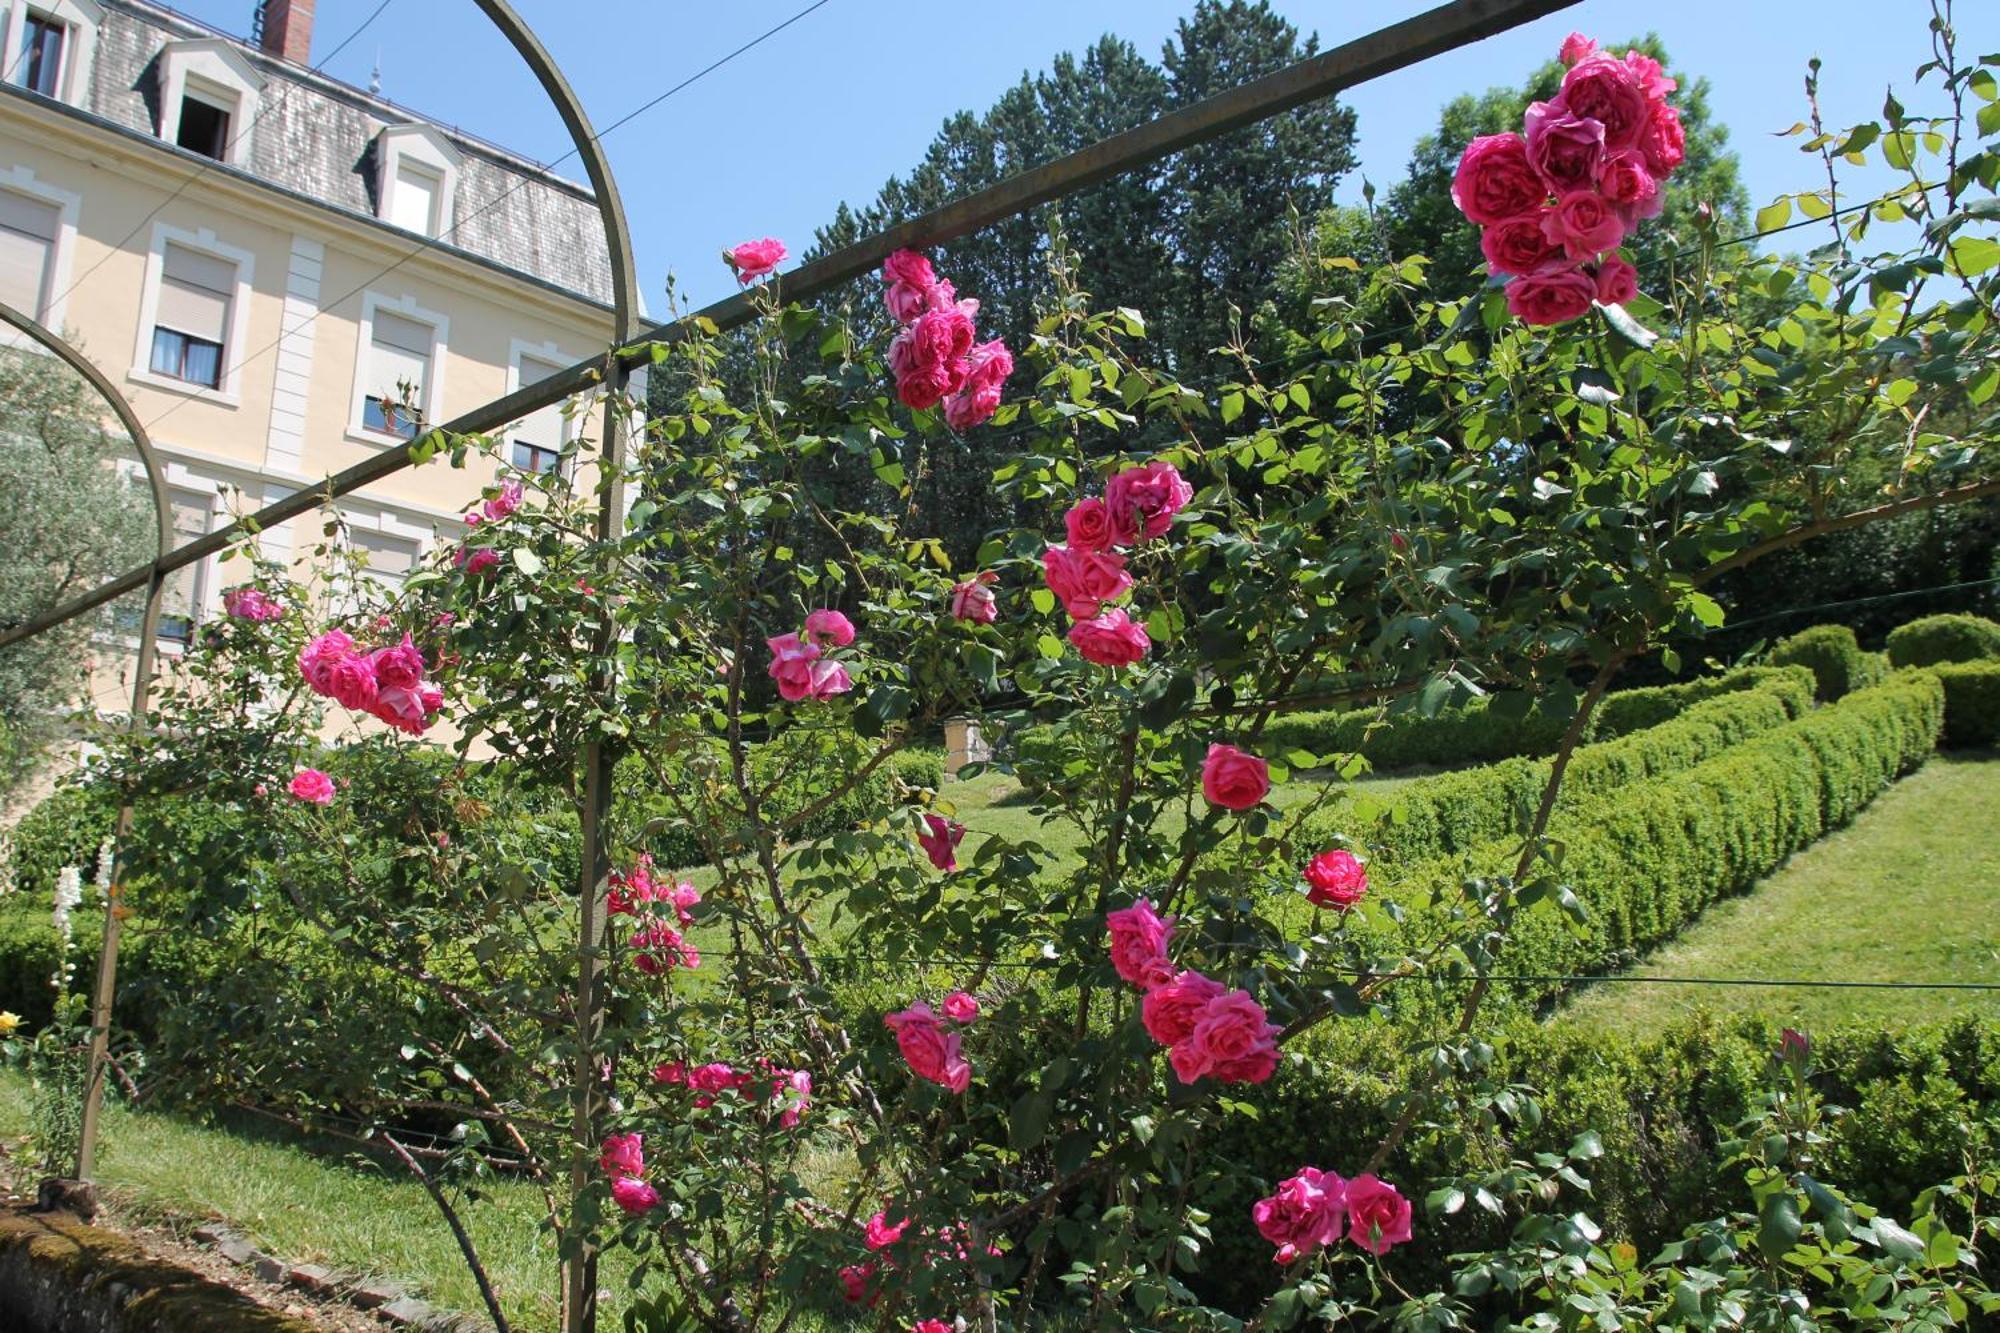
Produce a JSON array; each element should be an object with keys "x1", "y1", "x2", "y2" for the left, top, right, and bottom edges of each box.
[{"x1": 0, "y1": 2, "x2": 1581, "y2": 1328}]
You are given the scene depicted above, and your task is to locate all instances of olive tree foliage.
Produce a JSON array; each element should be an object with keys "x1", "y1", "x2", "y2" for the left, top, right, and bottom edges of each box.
[
  {"x1": 70, "y1": 9, "x2": 2000, "y2": 1331},
  {"x1": 0, "y1": 348, "x2": 154, "y2": 793}
]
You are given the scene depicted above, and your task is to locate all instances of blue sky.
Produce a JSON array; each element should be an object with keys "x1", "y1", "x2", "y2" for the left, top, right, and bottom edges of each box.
[{"x1": 169, "y1": 1, "x2": 1999, "y2": 315}]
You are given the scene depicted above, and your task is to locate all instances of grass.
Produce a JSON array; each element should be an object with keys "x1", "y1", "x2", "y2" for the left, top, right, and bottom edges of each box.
[
  {"x1": 1554, "y1": 750, "x2": 2000, "y2": 1031},
  {"x1": 0, "y1": 1068, "x2": 609, "y2": 1329}
]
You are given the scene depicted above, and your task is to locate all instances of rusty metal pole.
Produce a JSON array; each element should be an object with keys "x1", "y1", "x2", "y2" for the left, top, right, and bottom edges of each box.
[
  {"x1": 0, "y1": 302, "x2": 174, "y2": 1187},
  {"x1": 467, "y1": 8, "x2": 641, "y2": 1332}
]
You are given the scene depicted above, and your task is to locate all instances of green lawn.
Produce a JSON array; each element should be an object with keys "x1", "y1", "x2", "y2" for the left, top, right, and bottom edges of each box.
[{"x1": 1555, "y1": 751, "x2": 2000, "y2": 1031}]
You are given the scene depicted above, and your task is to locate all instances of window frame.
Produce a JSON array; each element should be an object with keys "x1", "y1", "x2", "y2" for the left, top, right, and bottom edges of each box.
[
  {"x1": 153, "y1": 38, "x2": 263, "y2": 168},
  {"x1": 347, "y1": 291, "x2": 449, "y2": 448},
  {"x1": 374, "y1": 124, "x2": 462, "y2": 239},
  {"x1": 128, "y1": 222, "x2": 254, "y2": 404},
  {"x1": 0, "y1": 163, "x2": 79, "y2": 339},
  {"x1": 507, "y1": 340, "x2": 578, "y2": 479},
  {"x1": 0, "y1": 0, "x2": 98, "y2": 107}
]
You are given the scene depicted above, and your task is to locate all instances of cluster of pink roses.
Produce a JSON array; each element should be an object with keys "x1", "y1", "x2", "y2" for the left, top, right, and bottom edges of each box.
[
  {"x1": 1453, "y1": 33, "x2": 1686, "y2": 325},
  {"x1": 655, "y1": 1058, "x2": 812, "y2": 1126},
  {"x1": 767, "y1": 609, "x2": 857, "y2": 703},
  {"x1": 883, "y1": 994, "x2": 978, "y2": 1093},
  {"x1": 1302, "y1": 847, "x2": 1368, "y2": 911},
  {"x1": 1107, "y1": 900, "x2": 1281, "y2": 1086},
  {"x1": 287, "y1": 767, "x2": 334, "y2": 806},
  {"x1": 841, "y1": 1207, "x2": 999, "y2": 1317},
  {"x1": 882, "y1": 249, "x2": 1013, "y2": 430},
  {"x1": 1045, "y1": 460, "x2": 1195, "y2": 667},
  {"x1": 610, "y1": 856, "x2": 702, "y2": 975},
  {"x1": 452, "y1": 479, "x2": 523, "y2": 578},
  {"x1": 222, "y1": 586, "x2": 285, "y2": 622},
  {"x1": 299, "y1": 630, "x2": 444, "y2": 735},
  {"x1": 1252, "y1": 1167, "x2": 1412, "y2": 1264},
  {"x1": 599, "y1": 1133, "x2": 661, "y2": 1215}
]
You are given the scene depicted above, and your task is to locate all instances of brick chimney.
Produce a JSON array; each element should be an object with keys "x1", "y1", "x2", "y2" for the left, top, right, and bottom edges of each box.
[{"x1": 257, "y1": 0, "x2": 314, "y2": 65}]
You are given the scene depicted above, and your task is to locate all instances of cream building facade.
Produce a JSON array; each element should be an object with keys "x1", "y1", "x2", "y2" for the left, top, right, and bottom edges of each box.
[{"x1": 0, "y1": 0, "x2": 618, "y2": 717}]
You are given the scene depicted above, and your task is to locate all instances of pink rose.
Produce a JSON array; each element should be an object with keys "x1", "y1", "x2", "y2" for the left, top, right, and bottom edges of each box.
[
  {"x1": 1479, "y1": 211, "x2": 1566, "y2": 277},
  {"x1": 942, "y1": 339, "x2": 1012, "y2": 431},
  {"x1": 838, "y1": 1263, "x2": 877, "y2": 1305},
  {"x1": 917, "y1": 814, "x2": 964, "y2": 872},
  {"x1": 1505, "y1": 269, "x2": 1597, "y2": 326},
  {"x1": 1523, "y1": 101, "x2": 1606, "y2": 193},
  {"x1": 942, "y1": 990, "x2": 980, "y2": 1023},
  {"x1": 1597, "y1": 151, "x2": 1661, "y2": 220},
  {"x1": 804, "y1": 609, "x2": 856, "y2": 648},
  {"x1": 949, "y1": 572, "x2": 999, "y2": 625},
  {"x1": 1560, "y1": 53, "x2": 1649, "y2": 151},
  {"x1": 1639, "y1": 101, "x2": 1685, "y2": 176},
  {"x1": 631, "y1": 922, "x2": 700, "y2": 975},
  {"x1": 1343, "y1": 1174, "x2": 1414, "y2": 1255},
  {"x1": 1451, "y1": 133, "x2": 1548, "y2": 226},
  {"x1": 1779, "y1": 1027, "x2": 1811, "y2": 1062},
  {"x1": 1623, "y1": 50, "x2": 1678, "y2": 102},
  {"x1": 1170, "y1": 988, "x2": 1281, "y2": 1085},
  {"x1": 223, "y1": 587, "x2": 284, "y2": 621},
  {"x1": 889, "y1": 306, "x2": 975, "y2": 410},
  {"x1": 668, "y1": 880, "x2": 701, "y2": 926},
  {"x1": 727, "y1": 237, "x2": 787, "y2": 284},
  {"x1": 864, "y1": 1211, "x2": 911, "y2": 1251},
  {"x1": 1558, "y1": 32, "x2": 1598, "y2": 66},
  {"x1": 325, "y1": 652, "x2": 380, "y2": 713},
  {"x1": 1064, "y1": 498, "x2": 1115, "y2": 553},
  {"x1": 1201, "y1": 743, "x2": 1269, "y2": 811},
  {"x1": 368, "y1": 634, "x2": 426, "y2": 691},
  {"x1": 372, "y1": 685, "x2": 438, "y2": 735},
  {"x1": 806, "y1": 658, "x2": 853, "y2": 700},
  {"x1": 1068, "y1": 608, "x2": 1151, "y2": 668},
  {"x1": 299, "y1": 630, "x2": 356, "y2": 694},
  {"x1": 914, "y1": 1321, "x2": 952, "y2": 1333},
  {"x1": 883, "y1": 248, "x2": 941, "y2": 324},
  {"x1": 457, "y1": 546, "x2": 499, "y2": 576},
  {"x1": 1140, "y1": 969, "x2": 1226, "y2": 1047},
  {"x1": 611, "y1": 1176, "x2": 660, "y2": 1215},
  {"x1": 1594, "y1": 255, "x2": 1639, "y2": 306},
  {"x1": 1303, "y1": 849, "x2": 1368, "y2": 910},
  {"x1": 1105, "y1": 899, "x2": 1175, "y2": 990},
  {"x1": 482, "y1": 478, "x2": 524, "y2": 522},
  {"x1": 1041, "y1": 544, "x2": 1132, "y2": 620},
  {"x1": 767, "y1": 631, "x2": 820, "y2": 702},
  {"x1": 653, "y1": 1061, "x2": 686, "y2": 1085},
  {"x1": 884, "y1": 1002, "x2": 971, "y2": 1093},
  {"x1": 1253, "y1": 1167, "x2": 1347, "y2": 1264},
  {"x1": 598, "y1": 1132, "x2": 644, "y2": 1178},
  {"x1": 1104, "y1": 460, "x2": 1193, "y2": 544},
  {"x1": 288, "y1": 768, "x2": 335, "y2": 805},
  {"x1": 1544, "y1": 190, "x2": 1627, "y2": 262}
]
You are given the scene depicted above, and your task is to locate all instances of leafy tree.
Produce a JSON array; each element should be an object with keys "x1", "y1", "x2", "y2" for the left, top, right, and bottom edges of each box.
[{"x1": 0, "y1": 349, "x2": 153, "y2": 794}]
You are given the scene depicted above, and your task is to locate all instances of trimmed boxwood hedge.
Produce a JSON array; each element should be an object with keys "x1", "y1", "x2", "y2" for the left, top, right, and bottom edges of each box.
[
  {"x1": 1196, "y1": 1012, "x2": 2000, "y2": 1310},
  {"x1": 1932, "y1": 660, "x2": 2000, "y2": 748},
  {"x1": 1885, "y1": 612, "x2": 2000, "y2": 669},
  {"x1": 1592, "y1": 664, "x2": 1817, "y2": 739},
  {"x1": 1365, "y1": 672, "x2": 1942, "y2": 1007},
  {"x1": 1769, "y1": 623, "x2": 1887, "y2": 701},
  {"x1": 1257, "y1": 695, "x2": 1572, "y2": 772},
  {"x1": 1291, "y1": 667, "x2": 1816, "y2": 868}
]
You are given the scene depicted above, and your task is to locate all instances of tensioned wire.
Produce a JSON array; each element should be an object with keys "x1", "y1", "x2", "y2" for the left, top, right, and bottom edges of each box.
[{"x1": 134, "y1": 0, "x2": 840, "y2": 440}]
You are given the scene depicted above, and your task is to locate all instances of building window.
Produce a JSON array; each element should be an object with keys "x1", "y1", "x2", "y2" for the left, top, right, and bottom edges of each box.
[
  {"x1": 175, "y1": 89, "x2": 231, "y2": 160},
  {"x1": 149, "y1": 243, "x2": 234, "y2": 388},
  {"x1": 388, "y1": 159, "x2": 442, "y2": 236},
  {"x1": 509, "y1": 355, "x2": 567, "y2": 475},
  {"x1": 158, "y1": 487, "x2": 213, "y2": 642},
  {"x1": 13, "y1": 12, "x2": 63, "y2": 97},
  {"x1": 362, "y1": 310, "x2": 434, "y2": 439},
  {"x1": 0, "y1": 189, "x2": 60, "y2": 319},
  {"x1": 351, "y1": 528, "x2": 418, "y2": 591}
]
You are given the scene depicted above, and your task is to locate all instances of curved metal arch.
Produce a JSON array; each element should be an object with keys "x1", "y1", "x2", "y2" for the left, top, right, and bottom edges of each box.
[{"x1": 0, "y1": 300, "x2": 171, "y2": 1188}]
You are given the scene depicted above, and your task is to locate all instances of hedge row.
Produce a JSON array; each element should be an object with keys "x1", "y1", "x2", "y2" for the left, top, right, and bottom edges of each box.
[
  {"x1": 1291, "y1": 666, "x2": 1816, "y2": 868},
  {"x1": 1196, "y1": 1012, "x2": 2000, "y2": 1310},
  {"x1": 1769, "y1": 623, "x2": 1890, "y2": 702},
  {"x1": 1591, "y1": 664, "x2": 1817, "y2": 739},
  {"x1": 1256, "y1": 695, "x2": 1572, "y2": 772},
  {"x1": 1367, "y1": 672, "x2": 1943, "y2": 1005},
  {"x1": 1886, "y1": 612, "x2": 2000, "y2": 668},
  {"x1": 1933, "y1": 660, "x2": 2000, "y2": 748}
]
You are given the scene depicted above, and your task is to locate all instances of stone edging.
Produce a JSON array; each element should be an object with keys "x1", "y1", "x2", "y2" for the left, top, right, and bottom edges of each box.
[{"x1": 186, "y1": 1220, "x2": 489, "y2": 1332}]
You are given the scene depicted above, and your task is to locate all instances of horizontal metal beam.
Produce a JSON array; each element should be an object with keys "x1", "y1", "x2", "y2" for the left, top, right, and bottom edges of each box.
[{"x1": 0, "y1": 0, "x2": 1578, "y2": 653}]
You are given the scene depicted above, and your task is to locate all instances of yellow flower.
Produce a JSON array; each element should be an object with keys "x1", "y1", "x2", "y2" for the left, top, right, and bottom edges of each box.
[{"x1": 0, "y1": 1012, "x2": 20, "y2": 1038}]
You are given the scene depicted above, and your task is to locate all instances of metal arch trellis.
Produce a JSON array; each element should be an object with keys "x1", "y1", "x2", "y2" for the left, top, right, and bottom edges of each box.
[
  {"x1": 0, "y1": 1, "x2": 1587, "y2": 1330},
  {"x1": 0, "y1": 298, "x2": 173, "y2": 1189}
]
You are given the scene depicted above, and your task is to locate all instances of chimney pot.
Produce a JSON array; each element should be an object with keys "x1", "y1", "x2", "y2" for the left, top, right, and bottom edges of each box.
[{"x1": 258, "y1": 0, "x2": 314, "y2": 65}]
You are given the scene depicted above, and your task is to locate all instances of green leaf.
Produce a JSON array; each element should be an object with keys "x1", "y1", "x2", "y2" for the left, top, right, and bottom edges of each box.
[
  {"x1": 1686, "y1": 592, "x2": 1726, "y2": 628},
  {"x1": 1758, "y1": 1193, "x2": 1802, "y2": 1258},
  {"x1": 1872, "y1": 1217, "x2": 1926, "y2": 1263},
  {"x1": 1755, "y1": 198, "x2": 1794, "y2": 236},
  {"x1": 1950, "y1": 236, "x2": 2000, "y2": 277},
  {"x1": 1599, "y1": 302, "x2": 1658, "y2": 349},
  {"x1": 1220, "y1": 391, "x2": 1244, "y2": 425},
  {"x1": 511, "y1": 547, "x2": 543, "y2": 576},
  {"x1": 1009, "y1": 1089, "x2": 1054, "y2": 1151}
]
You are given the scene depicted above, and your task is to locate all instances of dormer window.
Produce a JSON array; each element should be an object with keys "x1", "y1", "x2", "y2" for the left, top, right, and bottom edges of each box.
[
  {"x1": 154, "y1": 39, "x2": 263, "y2": 167},
  {"x1": 374, "y1": 125, "x2": 461, "y2": 239},
  {"x1": 2, "y1": 0, "x2": 98, "y2": 106}
]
